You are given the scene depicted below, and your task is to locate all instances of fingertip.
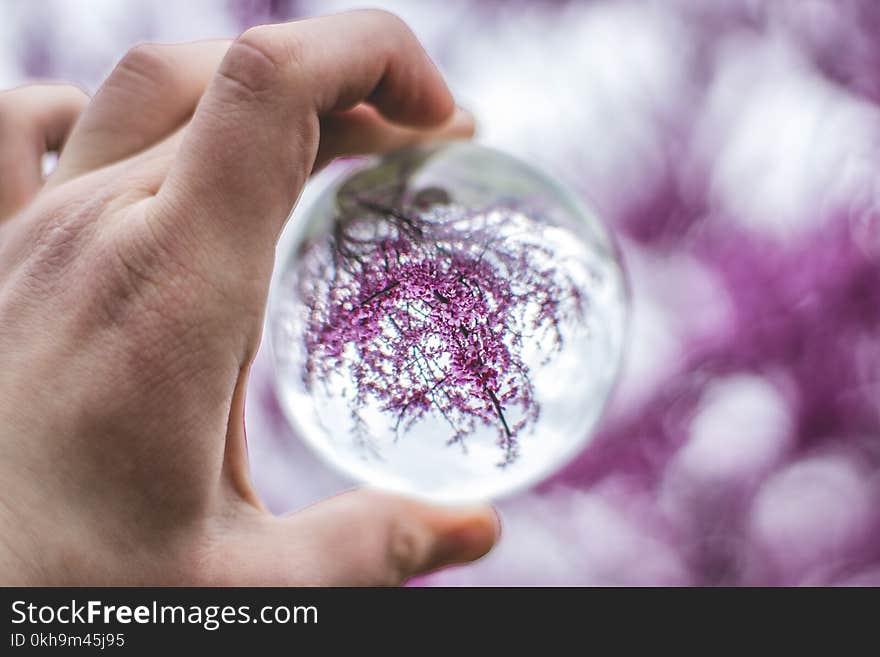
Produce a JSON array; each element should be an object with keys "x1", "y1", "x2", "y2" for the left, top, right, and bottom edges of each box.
[
  {"x1": 282, "y1": 489, "x2": 499, "y2": 584},
  {"x1": 445, "y1": 106, "x2": 476, "y2": 139},
  {"x1": 432, "y1": 503, "x2": 500, "y2": 566}
]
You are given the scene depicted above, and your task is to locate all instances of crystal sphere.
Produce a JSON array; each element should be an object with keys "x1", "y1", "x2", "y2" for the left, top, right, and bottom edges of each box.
[{"x1": 269, "y1": 142, "x2": 627, "y2": 502}]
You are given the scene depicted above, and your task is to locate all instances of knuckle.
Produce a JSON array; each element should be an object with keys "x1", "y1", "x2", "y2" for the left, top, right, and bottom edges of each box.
[
  {"x1": 113, "y1": 42, "x2": 177, "y2": 92},
  {"x1": 359, "y1": 8, "x2": 409, "y2": 31},
  {"x1": 49, "y1": 84, "x2": 90, "y2": 117},
  {"x1": 237, "y1": 24, "x2": 283, "y2": 62},
  {"x1": 46, "y1": 82, "x2": 90, "y2": 104},
  {"x1": 222, "y1": 26, "x2": 304, "y2": 97},
  {"x1": 359, "y1": 9, "x2": 416, "y2": 45},
  {"x1": 384, "y1": 517, "x2": 428, "y2": 585},
  {"x1": 120, "y1": 42, "x2": 166, "y2": 69}
]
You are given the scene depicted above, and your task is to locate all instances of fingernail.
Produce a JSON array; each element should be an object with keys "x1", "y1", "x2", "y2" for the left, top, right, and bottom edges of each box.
[
  {"x1": 448, "y1": 105, "x2": 477, "y2": 137},
  {"x1": 490, "y1": 506, "x2": 502, "y2": 541}
]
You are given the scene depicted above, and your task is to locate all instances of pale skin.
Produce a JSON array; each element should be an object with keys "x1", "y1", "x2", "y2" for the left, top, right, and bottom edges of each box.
[{"x1": 0, "y1": 10, "x2": 498, "y2": 585}]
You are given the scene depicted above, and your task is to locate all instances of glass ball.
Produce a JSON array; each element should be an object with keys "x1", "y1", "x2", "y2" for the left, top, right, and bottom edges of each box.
[{"x1": 269, "y1": 142, "x2": 628, "y2": 502}]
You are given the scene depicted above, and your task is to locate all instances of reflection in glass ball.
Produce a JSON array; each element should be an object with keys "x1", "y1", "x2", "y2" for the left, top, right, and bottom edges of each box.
[{"x1": 270, "y1": 142, "x2": 627, "y2": 502}]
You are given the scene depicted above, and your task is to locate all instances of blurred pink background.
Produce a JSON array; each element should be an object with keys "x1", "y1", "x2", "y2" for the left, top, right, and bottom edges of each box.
[{"x1": 4, "y1": 0, "x2": 880, "y2": 585}]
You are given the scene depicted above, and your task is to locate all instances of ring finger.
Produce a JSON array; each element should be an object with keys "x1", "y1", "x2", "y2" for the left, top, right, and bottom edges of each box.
[{"x1": 0, "y1": 83, "x2": 88, "y2": 219}]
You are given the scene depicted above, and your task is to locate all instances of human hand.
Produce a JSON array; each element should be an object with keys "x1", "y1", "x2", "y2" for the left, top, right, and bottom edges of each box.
[{"x1": 0, "y1": 10, "x2": 497, "y2": 585}]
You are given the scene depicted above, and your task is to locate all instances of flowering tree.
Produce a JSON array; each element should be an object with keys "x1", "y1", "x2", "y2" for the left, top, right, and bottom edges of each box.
[{"x1": 296, "y1": 173, "x2": 584, "y2": 466}]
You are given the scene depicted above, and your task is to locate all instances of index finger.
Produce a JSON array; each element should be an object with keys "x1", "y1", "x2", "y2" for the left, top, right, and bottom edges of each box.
[{"x1": 157, "y1": 10, "x2": 455, "y2": 270}]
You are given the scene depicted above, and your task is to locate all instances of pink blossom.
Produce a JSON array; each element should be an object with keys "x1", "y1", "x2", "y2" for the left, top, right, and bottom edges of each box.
[{"x1": 295, "y1": 180, "x2": 584, "y2": 465}]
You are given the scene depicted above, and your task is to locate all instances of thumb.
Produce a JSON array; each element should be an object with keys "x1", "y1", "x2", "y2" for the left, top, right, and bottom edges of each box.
[{"x1": 218, "y1": 489, "x2": 499, "y2": 586}]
